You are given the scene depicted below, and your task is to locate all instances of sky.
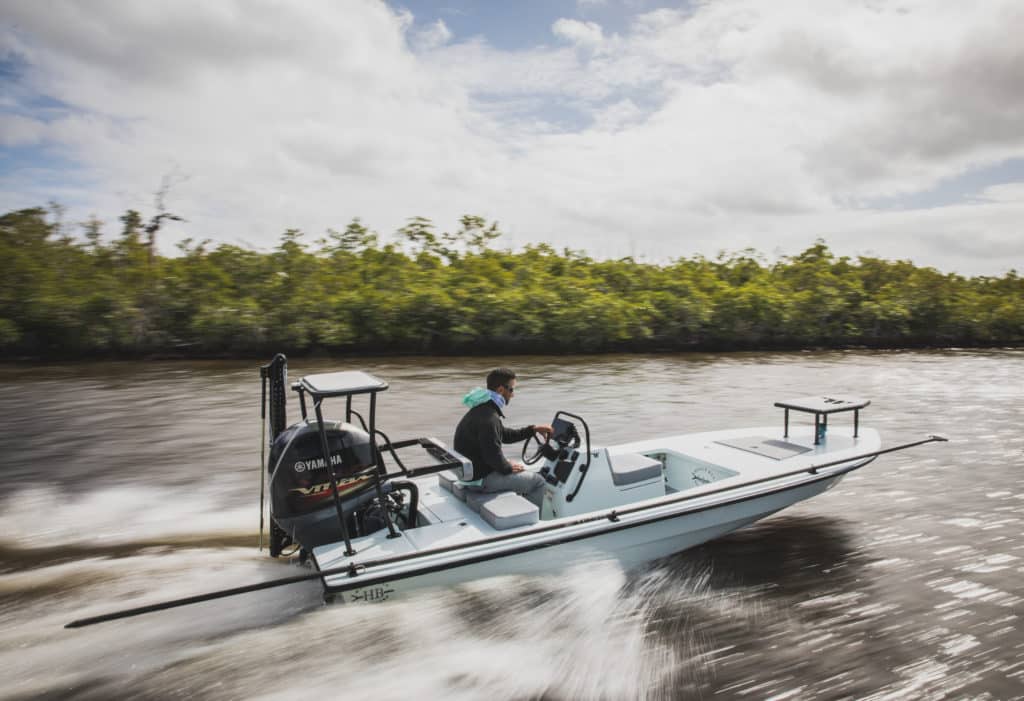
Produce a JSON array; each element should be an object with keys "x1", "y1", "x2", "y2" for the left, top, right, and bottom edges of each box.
[{"x1": 1, "y1": 0, "x2": 1023, "y2": 275}]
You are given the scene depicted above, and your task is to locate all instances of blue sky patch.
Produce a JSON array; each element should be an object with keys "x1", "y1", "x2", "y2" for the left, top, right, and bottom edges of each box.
[
  {"x1": 867, "y1": 158, "x2": 1024, "y2": 211},
  {"x1": 395, "y1": 0, "x2": 665, "y2": 50}
]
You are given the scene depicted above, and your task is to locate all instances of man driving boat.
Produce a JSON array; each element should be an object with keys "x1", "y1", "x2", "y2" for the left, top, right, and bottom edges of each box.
[{"x1": 453, "y1": 368, "x2": 553, "y2": 508}]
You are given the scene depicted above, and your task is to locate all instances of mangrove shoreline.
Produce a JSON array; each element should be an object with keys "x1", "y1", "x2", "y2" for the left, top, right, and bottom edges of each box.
[{"x1": 3, "y1": 207, "x2": 1022, "y2": 360}]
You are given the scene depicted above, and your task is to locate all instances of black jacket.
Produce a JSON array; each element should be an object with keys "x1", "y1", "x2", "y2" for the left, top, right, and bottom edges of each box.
[{"x1": 453, "y1": 400, "x2": 534, "y2": 479}]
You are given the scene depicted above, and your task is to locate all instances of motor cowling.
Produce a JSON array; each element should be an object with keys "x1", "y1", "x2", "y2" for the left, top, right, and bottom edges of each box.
[{"x1": 268, "y1": 420, "x2": 377, "y2": 520}]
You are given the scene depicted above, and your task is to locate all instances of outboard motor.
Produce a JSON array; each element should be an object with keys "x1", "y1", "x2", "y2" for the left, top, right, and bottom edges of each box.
[{"x1": 268, "y1": 419, "x2": 387, "y2": 550}]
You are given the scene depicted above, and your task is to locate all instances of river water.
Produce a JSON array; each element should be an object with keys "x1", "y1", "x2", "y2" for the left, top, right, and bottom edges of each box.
[{"x1": 1, "y1": 350, "x2": 1022, "y2": 700}]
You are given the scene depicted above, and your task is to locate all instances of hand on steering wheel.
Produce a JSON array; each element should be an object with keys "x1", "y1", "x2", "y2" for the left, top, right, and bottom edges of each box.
[{"x1": 522, "y1": 426, "x2": 554, "y2": 465}]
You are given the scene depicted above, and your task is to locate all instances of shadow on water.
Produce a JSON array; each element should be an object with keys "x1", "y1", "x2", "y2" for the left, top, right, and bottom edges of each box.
[
  {"x1": 445, "y1": 516, "x2": 880, "y2": 699},
  {"x1": 670, "y1": 514, "x2": 868, "y2": 596},
  {"x1": 612, "y1": 514, "x2": 965, "y2": 699}
]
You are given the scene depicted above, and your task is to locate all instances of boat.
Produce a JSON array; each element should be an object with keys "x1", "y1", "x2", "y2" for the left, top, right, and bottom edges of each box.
[
  {"x1": 255, "y1": 355, "x2": 944, "y2": 605},
  {"x1": 65, "y1": 354, "x2": 945, "y2": 628}
]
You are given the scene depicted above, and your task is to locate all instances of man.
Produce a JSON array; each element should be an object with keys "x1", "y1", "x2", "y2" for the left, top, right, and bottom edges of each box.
[{"x1": 453, "y1": 368, "x2": 553, "y2": 508}]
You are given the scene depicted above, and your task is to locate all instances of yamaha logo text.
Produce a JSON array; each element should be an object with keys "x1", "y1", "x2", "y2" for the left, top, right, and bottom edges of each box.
[{"x1": 293, "y1": 453, "x2": 344, "y2": 473}]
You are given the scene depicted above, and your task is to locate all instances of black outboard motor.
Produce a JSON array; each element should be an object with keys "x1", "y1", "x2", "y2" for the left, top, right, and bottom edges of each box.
[{"x1": 268, "y1": 419, "x2": 387, "y2": 550}]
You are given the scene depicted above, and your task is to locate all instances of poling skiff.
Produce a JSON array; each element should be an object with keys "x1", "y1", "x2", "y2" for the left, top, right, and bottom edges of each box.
[
  {"x1": 260, "y1": 356, "x2": 941, "y2": 605},
  {"x1": 64, "y1": 355, "x2": 945, "y2": 628}
]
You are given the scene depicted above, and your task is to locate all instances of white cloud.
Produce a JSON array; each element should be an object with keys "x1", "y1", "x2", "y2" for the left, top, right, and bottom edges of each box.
[
  {"x1": 1, "y1": 0, "x2": 1022, "y2": 275},
  {"x1": 412, "y1": 19, "x2": 453, "y2": 52},
  {"x1": 552, "y1": 18, "x2": 605, "y2": 48},
  {"x1": 0, "y1": 0, "x2": 496, "y2": 241},
  {"x1": 591, "y1": 99, "x2": 643, "y2": 132}
]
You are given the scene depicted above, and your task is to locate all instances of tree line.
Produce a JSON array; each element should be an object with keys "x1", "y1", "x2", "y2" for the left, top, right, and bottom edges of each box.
[{"x1": 1, "y1": 206, "x2": 1021, "y2": 358}]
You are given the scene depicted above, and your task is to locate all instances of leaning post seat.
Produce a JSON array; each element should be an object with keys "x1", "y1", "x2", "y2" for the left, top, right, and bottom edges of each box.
[{"x1": 480, "y1": 493, "x2": 539, "y2": 530}]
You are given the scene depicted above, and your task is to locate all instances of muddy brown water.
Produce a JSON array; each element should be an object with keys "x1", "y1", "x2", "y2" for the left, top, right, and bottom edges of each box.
[{"x1": 1, "y1": 350, "x2": 1022, "y2": 699}]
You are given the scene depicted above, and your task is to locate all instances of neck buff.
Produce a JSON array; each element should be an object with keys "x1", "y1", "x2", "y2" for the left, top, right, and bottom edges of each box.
[
  {"x1": 461, "y1": 387, "x2": 507, "y2": 409},
  {"x1": 488, "y1": 389, "x2": 506, "y2": 409}
]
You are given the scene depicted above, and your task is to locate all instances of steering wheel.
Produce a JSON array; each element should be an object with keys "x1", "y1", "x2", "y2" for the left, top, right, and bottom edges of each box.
[
  {"x1": 522, "y1": 428, "x2": 553, "y2": 465},
  {"x1": 522, "y1": 421, "x2": 580, "y2": 465}
]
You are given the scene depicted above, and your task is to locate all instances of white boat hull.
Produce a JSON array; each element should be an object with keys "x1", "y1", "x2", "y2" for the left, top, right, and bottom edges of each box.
[{"x1": 327, "y1": 469, "x2": 847, "y2": 604}]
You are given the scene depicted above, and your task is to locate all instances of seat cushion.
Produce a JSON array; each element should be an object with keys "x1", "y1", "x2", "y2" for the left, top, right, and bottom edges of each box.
[
  {"x1": 437, "y1": 470, "x2": 467, "y2": 501},
  {"x1": 464, "y1": 490, "x2": 498, "y2": 513},
  {"x1": 437, "y1": 470, "x2": 458, "y2": 493},
  {"x1": 608, "y1": 452, "x2": 662, "y2": 487},
  {"x1": 480, "y1": 493, "x2": 539, "y2": 530}
]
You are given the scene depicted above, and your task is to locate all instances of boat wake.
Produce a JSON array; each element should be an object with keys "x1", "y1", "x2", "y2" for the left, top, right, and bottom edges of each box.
[
  {"x1": 0, "y1": 478, "x2": 845, "y2": 700},
  {"x1": 0, "y1": 485, "x2": 255, "y2": 553},
  {"x1": 111, "y1": 559, "x2": 749, "y2": 701},
  {"x1": 1, "y1": 531, "x2": 755, "y2": 701}
]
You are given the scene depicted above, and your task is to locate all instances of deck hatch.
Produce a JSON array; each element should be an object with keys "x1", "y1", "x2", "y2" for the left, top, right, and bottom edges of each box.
[{"x1": 715, "y1": 436, "x2": 812, "y2": 460}]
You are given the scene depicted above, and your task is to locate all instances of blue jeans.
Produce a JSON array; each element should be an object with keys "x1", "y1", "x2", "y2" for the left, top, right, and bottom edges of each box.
[{"x1": 480, "y1": 470, "x2": 546, "y2": 508}]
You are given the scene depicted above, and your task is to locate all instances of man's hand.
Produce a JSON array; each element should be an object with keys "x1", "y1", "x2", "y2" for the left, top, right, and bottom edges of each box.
[
  {"x1": 533, "y1": 424, "x2": 554, "y2": 438},
  {"x1": 510, "y1": 462, "x2": 525, "y2": 473}
]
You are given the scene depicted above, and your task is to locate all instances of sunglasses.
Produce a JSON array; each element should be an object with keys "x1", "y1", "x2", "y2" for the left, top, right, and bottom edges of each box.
[{"x1": 504, "y1": 385, "x2": 516, "y2": 394}]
